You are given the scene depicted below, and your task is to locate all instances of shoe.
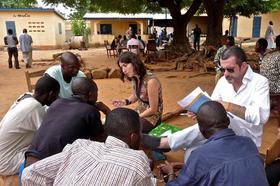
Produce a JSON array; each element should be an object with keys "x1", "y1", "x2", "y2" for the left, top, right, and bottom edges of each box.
[
  {"x1": 26, "y1": 64, "x2": 31, "y2": 68},
  {"x1": 16, "y1": 67, "x2": 21, "y2": 69}
]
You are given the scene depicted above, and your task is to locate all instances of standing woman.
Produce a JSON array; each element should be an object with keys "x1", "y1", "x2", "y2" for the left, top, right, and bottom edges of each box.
[
  {"x1": 265, "y1": 21, "x2": 276, "y2": 49},
  {"x1": 113, "y1": 52, "x2": 163, "y2": 133}
]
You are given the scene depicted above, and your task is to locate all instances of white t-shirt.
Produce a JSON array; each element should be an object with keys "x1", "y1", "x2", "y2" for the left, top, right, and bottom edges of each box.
[
  {"x1": 127, "y1": 38, "x2": 143, "y2": 55},
  {"x1": 0, "y1": 94, "x2": 46, "y2": 175},
  {"x1": 168, "y1": 66, "x2": 270, "y2": 161},
  {"x1": 45, "y1": 65, "x2": 86, "y2": 98}
]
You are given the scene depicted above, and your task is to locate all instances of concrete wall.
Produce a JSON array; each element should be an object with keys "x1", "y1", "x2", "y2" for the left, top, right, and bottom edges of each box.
[
  {"x1": 260, "y1": 11, "x2": 280, "y2": 37},
  {"x1": 86, "y1": 19, "x2": 149, "y2": 46},
  {"x1": 222, "y1": 10, "x2": 280, "y2": 38},
  {"x1": 0, "y1": 10, "x2": 65, "y2": 49}
]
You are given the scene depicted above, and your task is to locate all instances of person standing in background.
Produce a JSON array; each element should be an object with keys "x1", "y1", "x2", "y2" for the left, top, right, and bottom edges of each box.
[
  {"x1": 265, "y1": 21, "x2": 276, "y2": 49},
  {"x1": 193, "y1": 24, "x2": 202, "y2": 51},
  {"x1": 4, "y1": 29, "x2": 20, "y2": 69},
  {"x1": 19, "y1": 29, "x2": 33, "y2": 68}
]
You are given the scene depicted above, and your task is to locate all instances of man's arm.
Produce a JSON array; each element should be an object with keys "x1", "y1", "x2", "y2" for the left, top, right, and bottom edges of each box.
[
  {"x1": 13, "y1": 36, "x2": 19, "y2": 45},
  {"x1": 142, "y1": 124, "x2": 205, "y2": 152},
  {"x1": 4, "y1": 37, "x2": 8, "y2": 45},
  {"x1": 212, "y1": 77, "x2": 270, "y2": 125},
  {"x1": 219, "y1": 101, "x2": 246, "y2": 119},
  {"x1": 22, "y1": 146, "x2": 69, "y2": 186}
]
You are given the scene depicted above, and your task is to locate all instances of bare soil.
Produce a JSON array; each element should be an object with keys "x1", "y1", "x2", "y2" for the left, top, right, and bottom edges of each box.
[{"x1": 0, "y1": 47, "x2": 278, "y2": 184}]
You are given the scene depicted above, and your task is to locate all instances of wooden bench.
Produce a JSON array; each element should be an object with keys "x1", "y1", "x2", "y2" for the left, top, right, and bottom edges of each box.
[{"x1": 265, "y1": 139, "x2": 280, "y2": 166}]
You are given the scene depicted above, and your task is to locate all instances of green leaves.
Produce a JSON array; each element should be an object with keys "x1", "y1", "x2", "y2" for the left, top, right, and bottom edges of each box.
[
  {"x1": 224, "y1": 0, "x2": 280, "y2": 17},
  {"x1": 71, "y1": 19, "x2": 90, "y2": 36},
  {"x1": 0, "y1": 0, "x2": 37, "y2": 8}
]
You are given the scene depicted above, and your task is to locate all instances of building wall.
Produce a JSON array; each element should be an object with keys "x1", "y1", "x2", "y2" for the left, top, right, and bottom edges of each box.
[
  {"x1": 0, "y1": 10, "x2": 65, "y2": 49},
  {"x1": 260, "y1": 11, "x2": 280, "y2": 37},
  {"x1": 222, "y1": 10, "x2": 280, "y2": 38},
  {"x1": 237, "y1": 16, "x2": 254, "y2": 38},
  {"x1": 65, "y1": 20, "x2": 74, "y2": 41},
  {"x1": 87, "y1": 19, "x2": 149, "y2": 46},
  {"x1": 187, "y1": 17, "x2": 208, "y2": 36}
]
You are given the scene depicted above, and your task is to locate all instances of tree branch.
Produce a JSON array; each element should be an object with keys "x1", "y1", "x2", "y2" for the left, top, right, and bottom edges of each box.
[{"x1": 182, "y1": 0, "x2": 203, "y2": 22}]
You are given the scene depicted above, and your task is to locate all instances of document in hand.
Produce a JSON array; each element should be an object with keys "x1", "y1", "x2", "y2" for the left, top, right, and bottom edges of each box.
[{"x1": 177, "y1": 87, "x2": 211, "y2": 113}]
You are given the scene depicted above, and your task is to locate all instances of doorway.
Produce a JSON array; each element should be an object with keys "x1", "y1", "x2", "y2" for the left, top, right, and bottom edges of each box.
[{"x1": 5, "y1": 21, "x2": 17, "y2": 36}]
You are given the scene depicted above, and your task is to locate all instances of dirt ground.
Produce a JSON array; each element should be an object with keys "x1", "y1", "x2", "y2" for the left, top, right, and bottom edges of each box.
[{"x1": 0, "y1": 47, "x2": 278, "y2": 184}]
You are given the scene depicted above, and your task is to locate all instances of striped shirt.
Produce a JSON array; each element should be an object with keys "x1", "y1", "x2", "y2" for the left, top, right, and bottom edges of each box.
[{"x1": 22, "y1": 136, "x2": 155, "y2": 186}]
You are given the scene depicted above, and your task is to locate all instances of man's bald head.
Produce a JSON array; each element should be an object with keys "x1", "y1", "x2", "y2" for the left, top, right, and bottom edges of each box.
[
  {"x1": 71, "y1": 77, "x2": 98, "y2": 104},
  {"x1": 61, "y1": 52, "x2": 81, "y2": 78},
  {"x1": 197, "y1": 101, "x2": 230, "y2": 139},
  {"x1": 61, "y1": 52, "x2": 80, "y2": 65}
]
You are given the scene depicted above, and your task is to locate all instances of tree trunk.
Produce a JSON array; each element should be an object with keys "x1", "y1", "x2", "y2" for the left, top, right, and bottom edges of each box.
[
  {"x1": 165, "y1": 0, "x2": 203, "y2": 55},
  {"x1": 172, "y1": 16, "x2": 192, "y2": 54},
  {"x1": 203, "y1": 0, "x2": 225, "y2": 48}
]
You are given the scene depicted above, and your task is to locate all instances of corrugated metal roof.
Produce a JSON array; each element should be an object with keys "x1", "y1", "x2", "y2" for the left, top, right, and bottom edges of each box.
[
  {"x1": 0, "y1": 8, "x2": 65, "y2": 20},
  {"x1": 83, "y1": 12, "x2": 173, "y2": 20}
]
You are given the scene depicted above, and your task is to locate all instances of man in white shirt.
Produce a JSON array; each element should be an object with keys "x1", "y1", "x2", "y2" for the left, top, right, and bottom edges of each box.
[
  {"x1": 144, "y1": 47, "x2": 270, "y2": 161},
  {"x1": 0, "y1": 76, "x2": 60, "y2": 176},
  {"x1": 4, "y1": 29, "x2": 20, "y2": 69},
  {"x1": 45, "y1": 52, "x2": 86, "y2": 98},
  {"x1": 127, "y1": 34, "x2": 143, "y2": 55},
  {"x1": 22, "y1": 108, "x2": 155, "y2": 186},
  {"x1": 19, "y1": 29, "x2": 33, "y2": 68}
]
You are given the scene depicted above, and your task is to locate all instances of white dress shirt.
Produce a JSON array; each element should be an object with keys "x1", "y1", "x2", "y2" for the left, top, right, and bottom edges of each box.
[
  {"x1": 22, "y1": 136, "x2": 155, "y2": 186},
  {"x1": 168, "y1": 66, "x2": 270, "y2": 161}
]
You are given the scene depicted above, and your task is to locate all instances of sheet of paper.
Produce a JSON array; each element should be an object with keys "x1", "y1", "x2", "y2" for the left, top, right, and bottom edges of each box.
[{"x1": 160, "y1": 130, "x2": 172, "y2": 137}]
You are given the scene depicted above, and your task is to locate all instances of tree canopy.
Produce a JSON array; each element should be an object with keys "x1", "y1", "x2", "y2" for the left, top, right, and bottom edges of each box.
[
  {"x1": 0, "y1": 0, "x2": 37, "y2": 8},
  {"x1": 224, "y1": 0, "x2": 280, "y2": 17}
]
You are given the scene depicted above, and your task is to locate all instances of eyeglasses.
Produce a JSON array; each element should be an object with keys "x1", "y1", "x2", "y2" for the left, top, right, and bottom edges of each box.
[{"x1": 220, "y1": 67, "x2": 235, "y2": 73}]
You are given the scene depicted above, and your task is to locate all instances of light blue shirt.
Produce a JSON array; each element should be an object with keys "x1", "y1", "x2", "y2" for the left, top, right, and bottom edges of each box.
[
  {"x1": 45, "y1": 65, "x2": 86, "y2": 98},
  {"x1": 19, "y1": 33, "x2": 33, "y2": 52}
]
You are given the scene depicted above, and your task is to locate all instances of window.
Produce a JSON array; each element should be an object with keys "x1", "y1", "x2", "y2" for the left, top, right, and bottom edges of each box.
[
  {"x1": 100, "y1": 24, "x2": 112, "y2": 34},
  {"x1": 58, "y1": 23, "x2": 62, "y2": 35},
  {"x1": 28, "y1": 21, "x2": 45, "y2": 33}
]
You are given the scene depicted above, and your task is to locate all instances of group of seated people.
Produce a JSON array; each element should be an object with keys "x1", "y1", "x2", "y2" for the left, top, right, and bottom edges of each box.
[
  {"x1": 111, "y1": 34, "x2": 146, "y2": 56},
  {"x1": 0, "y1": 41, "x2": 279, "y2": 185}
]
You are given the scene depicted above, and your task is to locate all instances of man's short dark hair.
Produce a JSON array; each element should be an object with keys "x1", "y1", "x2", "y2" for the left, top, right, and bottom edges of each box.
[
  {"x1": 221, "y1": 47, "x2": 247, "y2": 66},
  {"x1": 227, "y1": 36, "x2": 235, "y2": 46},
  {"x1": 276, "y1": 35, "x2": 280, "y2": 48},
  {"x1": 23, "y1": 29, "x2": 27, "y2": 33},
  {"x1": 104, "y1": 108, "x2": 140, "y2": 140},
  {"x1": 7, "y1": 29, "x2": 13, "y2": 35},
  {"x1": 35, "y1": 76, "x2": 60, "y2": 94},
  {"x1": 197, "y1": 101, "x2": 230, "y2": 132},
  {"x1": 257, "y1": 38, "x2": 268, "y2": 50}
]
